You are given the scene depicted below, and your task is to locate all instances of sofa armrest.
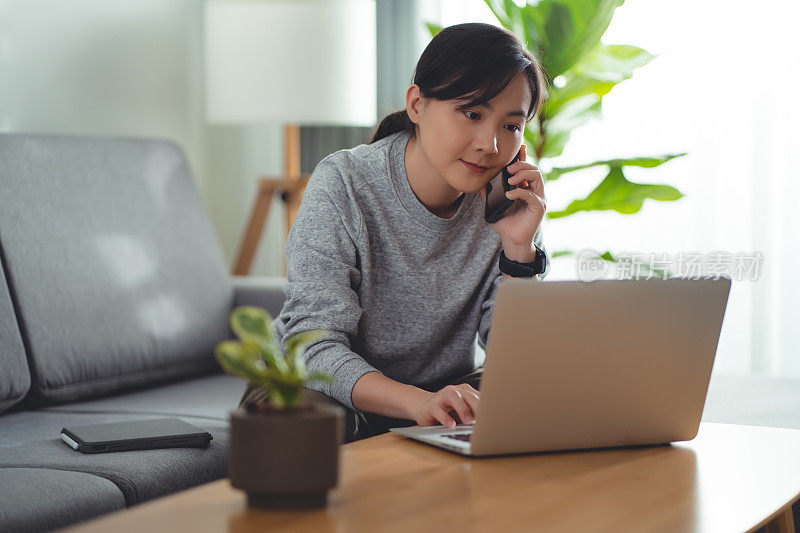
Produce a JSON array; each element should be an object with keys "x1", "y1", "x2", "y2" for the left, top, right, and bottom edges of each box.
[{"x1": 231, "y1": 276, "x2": 288, "y2": 318}]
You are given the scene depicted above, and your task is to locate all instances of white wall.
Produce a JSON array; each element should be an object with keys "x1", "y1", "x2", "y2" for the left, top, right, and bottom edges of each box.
[{"x1": 0, "y1": 0, "x2": 286, "y2": 276}]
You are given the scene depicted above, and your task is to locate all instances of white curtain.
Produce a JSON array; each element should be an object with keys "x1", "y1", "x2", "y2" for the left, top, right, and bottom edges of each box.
[{"x1": 430, "y1": 0, "x2": 800, "y2": 377}]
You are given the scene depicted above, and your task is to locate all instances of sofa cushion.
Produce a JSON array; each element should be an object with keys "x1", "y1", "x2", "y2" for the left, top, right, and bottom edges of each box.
[
  {"x1": 43, "y1": 373, "x2": 245, "y2": 422},
  {"x1": 0, "y1": 257, "x2": 29, "y2": 414},
  {"x1": 0, "y1": 133, "x2": 233, "y2": 404},
  {"x1": 0, "y1": 468, "x2": 126, "y2": 533},
  {"x1": 0, "y1": 415, "x2": 228, "y2": 506}
]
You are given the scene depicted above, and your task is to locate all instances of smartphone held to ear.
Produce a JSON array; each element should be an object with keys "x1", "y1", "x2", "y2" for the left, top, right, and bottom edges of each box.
[{"x1": 483, "y1": 152, "x2": 521, "y2": 223}]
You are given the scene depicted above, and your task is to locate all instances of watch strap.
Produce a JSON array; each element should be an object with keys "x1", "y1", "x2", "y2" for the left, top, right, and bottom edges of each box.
[{"x1": 499, "y1": 244, "x2": 547, "y2": 277}]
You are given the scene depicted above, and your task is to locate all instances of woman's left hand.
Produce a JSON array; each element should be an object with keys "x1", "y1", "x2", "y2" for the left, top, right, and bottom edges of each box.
[{"x1": 480, "y1": 144, "x2": 546, "y2": 254}]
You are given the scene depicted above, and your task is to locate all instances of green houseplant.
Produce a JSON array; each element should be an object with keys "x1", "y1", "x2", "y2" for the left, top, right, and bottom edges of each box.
[
  {"x1": 215, "y1": 306, "x2": 343, "y2": 509},
  {"x1": 427, "y1": 0, "x2": 685, "y2": 277},
  {"x1": 215, "y1": 306, "x2": 334, "y2": 410}
]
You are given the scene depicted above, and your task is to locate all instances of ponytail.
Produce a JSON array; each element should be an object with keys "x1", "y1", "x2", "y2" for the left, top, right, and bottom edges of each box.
[{"x1": 368, "y1": 109, "x2": 415, "y2": 144}]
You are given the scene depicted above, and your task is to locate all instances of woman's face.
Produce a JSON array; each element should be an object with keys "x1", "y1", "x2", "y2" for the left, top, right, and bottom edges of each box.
[{"x1": 406, "y1": 72, "x2": 532, "y2": 195}]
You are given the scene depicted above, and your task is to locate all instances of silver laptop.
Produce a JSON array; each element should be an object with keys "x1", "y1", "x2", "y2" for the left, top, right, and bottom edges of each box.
[{"x1": 390, "y1": 277, "x2": 731, "y2": 457}]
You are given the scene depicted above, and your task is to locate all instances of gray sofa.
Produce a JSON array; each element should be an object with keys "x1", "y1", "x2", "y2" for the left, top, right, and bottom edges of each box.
[{"x1": 0, "y1": 132, "x2": 287, "y2": 532}]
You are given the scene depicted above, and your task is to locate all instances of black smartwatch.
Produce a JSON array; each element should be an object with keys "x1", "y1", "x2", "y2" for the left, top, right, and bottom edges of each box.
[{"x1": 499, "y1": 243, "x2": 547, "y2": 278}]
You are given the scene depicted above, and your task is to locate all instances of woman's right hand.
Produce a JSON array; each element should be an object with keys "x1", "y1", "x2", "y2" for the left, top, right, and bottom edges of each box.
[{"x1": 410, "y1": 384, "x2": 480, "y2": 428}]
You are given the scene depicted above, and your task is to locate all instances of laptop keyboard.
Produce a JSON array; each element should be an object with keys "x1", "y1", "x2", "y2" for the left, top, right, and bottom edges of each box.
[{"x1": 442, "y1": 432, "x2": 472, "y2": 442}]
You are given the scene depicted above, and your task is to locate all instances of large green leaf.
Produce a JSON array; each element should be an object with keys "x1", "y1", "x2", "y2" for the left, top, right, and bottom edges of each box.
[
  {"x1": 547, "y1": 153, "x2": 686, "y2": 181},
  {"x1": 540, "y1": 94, "x2": 602, "y2": 158},
  {"x1": 547, "y1": 166, "x2": 683, "y2": 218},
  {"x1": 541, "y1": 44, "x2": 654, "y2": 157},
  {"x1": 484, "y1": 1, "x2": 537, "y2": 52},
  {"x1": 546, "y1": 43, "x2": 654, "y2": 117},
  {"x1": 537, "y1": 0, "x2": 625, "y2": 78},
  {"x1": 484, "y1": 0, "x2": 624, "y2": 77},
  {"x1": 483, "y1": 0, "x2": 520, "y2": 33},
  {"x1": 523, "y1": 122, "x2": 544, "y2": 163}
]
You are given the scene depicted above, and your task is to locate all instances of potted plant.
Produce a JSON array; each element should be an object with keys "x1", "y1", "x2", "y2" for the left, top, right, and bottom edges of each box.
[{"x1": 215, "y1": 305, "x2": 342, "y2": 509}]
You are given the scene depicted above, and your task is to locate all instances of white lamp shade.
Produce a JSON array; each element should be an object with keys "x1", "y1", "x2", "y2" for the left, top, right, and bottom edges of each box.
[{"x1": 204, "y1": 0, "x2": 376, "y2": 126}]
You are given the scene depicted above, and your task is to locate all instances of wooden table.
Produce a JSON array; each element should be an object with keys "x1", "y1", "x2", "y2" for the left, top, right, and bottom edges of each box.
[{"x1": 69, "y1": 422, "x2": 800, "y2": 533}]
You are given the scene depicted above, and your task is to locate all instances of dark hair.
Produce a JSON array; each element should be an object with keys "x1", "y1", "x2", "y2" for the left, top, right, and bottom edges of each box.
[{"x1": 369, "y1": 22, "x2": 547, "y2": 144}]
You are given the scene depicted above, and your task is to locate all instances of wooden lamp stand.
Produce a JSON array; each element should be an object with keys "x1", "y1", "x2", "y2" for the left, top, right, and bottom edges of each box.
[{"x1": 231, "y1": 124, "x2": 310, "y2": 277}]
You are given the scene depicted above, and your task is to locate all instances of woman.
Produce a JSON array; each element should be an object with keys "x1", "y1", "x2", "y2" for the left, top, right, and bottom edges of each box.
[{"x1": 242, "y1": 22, "x2": 549, "y2": 443}]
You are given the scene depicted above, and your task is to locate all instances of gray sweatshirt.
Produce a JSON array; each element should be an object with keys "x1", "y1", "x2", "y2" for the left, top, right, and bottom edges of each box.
[{"x1": 273, "y1": 128, "x2": 547, "y2": 410}]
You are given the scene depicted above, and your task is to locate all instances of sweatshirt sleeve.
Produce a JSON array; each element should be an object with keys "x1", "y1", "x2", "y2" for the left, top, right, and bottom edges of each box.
[
  {"x1": 477, "y1": 227, "x2": 549, "y2": 351},
  {"x1": 274, "y1": 157, "x2": 382, "y2": 410}
]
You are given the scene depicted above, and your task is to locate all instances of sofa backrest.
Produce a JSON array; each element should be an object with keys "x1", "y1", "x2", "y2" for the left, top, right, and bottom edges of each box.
[
  {"x1": 0, "y1": 133, "x2": 233, "y2": 405},
  {"x1": 0, "y1": 257, "x2": 30, "y2": 414}
]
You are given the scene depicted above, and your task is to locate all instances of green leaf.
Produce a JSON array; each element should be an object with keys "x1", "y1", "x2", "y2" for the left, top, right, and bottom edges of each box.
[
  {"x1": 541, "y1": 44, "x2": 655, "y2": 158},
  {"x1": 277, "y1": 386, "x2": 302, "y2": 408},
  {"x1": 547, "y1": 166, "x2": 684, "y2": 218},
  {"x1": 425, "y1": 21, "x2": 443, "y2": 38},
  {"x1": 523, "y1": 125, "x2": 544, "y2": 164},
  {"x1": 229, "y1": 306, "x2": 287, "y2": 370},
  {"x1": 538, "y1": 0, "x2": 625, "y2": 78},
  {"x1": 273, "y1": 370, "x2": 305, "y2": 386},
  {"x1": 284, "y1": 329, "x2": 327, "y2": 367},
  {"x1": 249, "y1": 367, "x2": 305, "y2": 389},
  {"x1": 550, "y1": 249, "x2": 616, "y2": 261},
  {"x1": 483, "y1": 0, "x2": 517, "y2": 31},
  {"x1": 270, "y1": 391, "x2": 286, "y2": 409},
  {"x1": 245, "y1": 338, "x2": 288, "y2": 375},
  {"x1": 541, "y1": 94, "x2": 602, "y2": 158},
  {"x1": 483, "y1": 0, "x2": 625, "y2": 77},
  {"x1": 229, "y1": 306, "x2": 273, "y2": 345},
  {"x1": 551, "y1": 250, "x2": 575, "y2": 259},
  {"x1": 481, "y1": 1, "x2": 654, "y2": 162},
  {"x1": 306, "y1": 371, "x2": 335, "y2": 386},
  {"x1": 284, "y1": 329, "x2": 327, "y2": 379},
  {"x1": 547, "y1": 153, "x2": 687, "y2": 181},
  {"x1": 593, "y1": 250, "x2": 616, "y2": 262},
  {"x1": 214, "y1": 340, "x2": 267, "y2": 382},
  {"x1": 546, "y1": 43, "x2": 655, "y2": 117},
  {"x1": 484, "y1": 0, "x2": 540, "y2": 53}
]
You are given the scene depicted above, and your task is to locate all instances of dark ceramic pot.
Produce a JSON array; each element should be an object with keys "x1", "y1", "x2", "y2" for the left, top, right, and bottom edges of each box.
[{"x1": 228, "y1": 401, "x2": 344, "y2": 509}]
